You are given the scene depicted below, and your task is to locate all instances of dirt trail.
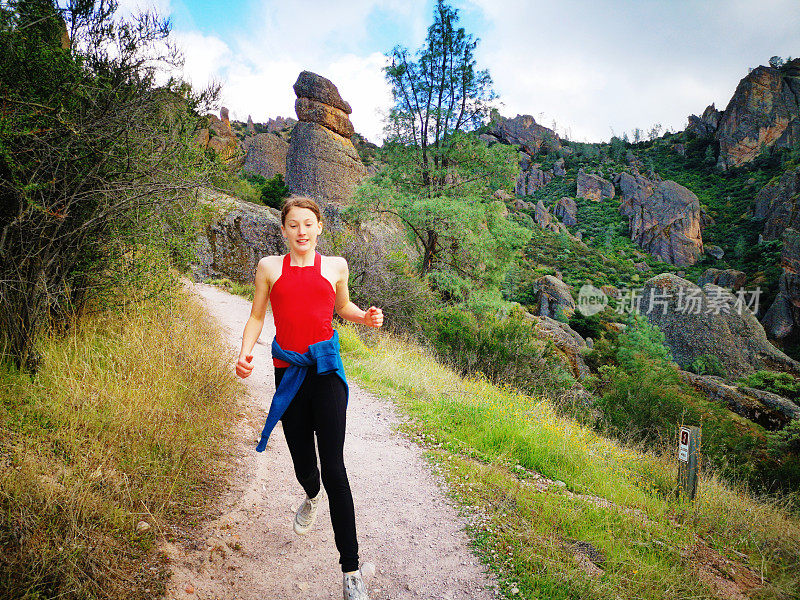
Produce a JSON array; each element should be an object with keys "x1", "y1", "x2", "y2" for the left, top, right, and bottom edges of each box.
[{"x1": 164, "y1": 281, "x2": 496, "y2": 600}]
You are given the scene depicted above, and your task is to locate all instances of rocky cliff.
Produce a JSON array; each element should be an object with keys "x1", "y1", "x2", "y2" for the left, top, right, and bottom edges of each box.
[
  {"x1": 485, "y1": 113, "x2": 561, "y2": 156},
  {"x1": 686, "y1": 60, "x2": 800, "y2": 169}
]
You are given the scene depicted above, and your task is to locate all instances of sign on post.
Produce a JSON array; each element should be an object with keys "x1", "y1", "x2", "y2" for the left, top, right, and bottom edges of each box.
[{"x1": 677, "y1": 426, "x2": 701, "y2": 501}]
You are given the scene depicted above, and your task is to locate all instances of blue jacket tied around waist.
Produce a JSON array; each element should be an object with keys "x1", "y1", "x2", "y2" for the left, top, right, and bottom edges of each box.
[{"x1": 255, "y1": 330, "x2": 348, "y2": 452}]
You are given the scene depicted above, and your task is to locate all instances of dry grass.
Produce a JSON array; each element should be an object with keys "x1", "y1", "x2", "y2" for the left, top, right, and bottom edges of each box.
[{"x1": 0, "y1": 283, "x2": 243, "y2": 599}]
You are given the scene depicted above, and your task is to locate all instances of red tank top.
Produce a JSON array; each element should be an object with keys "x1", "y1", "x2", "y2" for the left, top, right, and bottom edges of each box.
[{"x1": 270, "y1": 252, "x2": 336, "y2": 368}]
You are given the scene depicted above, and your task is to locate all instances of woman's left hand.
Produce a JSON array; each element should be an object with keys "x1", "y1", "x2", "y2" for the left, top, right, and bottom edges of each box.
[{"x1": 364, "y1": 306, "x2": 383, "y2": 328}]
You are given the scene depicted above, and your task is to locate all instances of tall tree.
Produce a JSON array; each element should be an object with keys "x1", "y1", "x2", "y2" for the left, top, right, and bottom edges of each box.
[
  {"x1": 384, "y1": 0, "x2": 496, "y2": 194},
  {"x1": 365, "y1": 0, "x2": 526, "y2": 287}
]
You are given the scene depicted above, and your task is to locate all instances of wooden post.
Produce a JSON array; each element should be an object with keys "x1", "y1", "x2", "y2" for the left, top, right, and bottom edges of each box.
[{"x1": 677, "y1": 425, "x2": 701, "y2": 501}]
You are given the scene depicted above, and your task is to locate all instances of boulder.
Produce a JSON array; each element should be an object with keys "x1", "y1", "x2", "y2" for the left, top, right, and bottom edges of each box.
[
  {"x1": 191, "y1": 191, "x2": 285, "y2": 283},
  {"x1": 489, "y1": 113, "x2": 561, "y2": 155},
  {"x1": 638, "y1": 273, "x2": 800, "y2": 378},
  {"x1": 295, "y1": 96, "x2": 354, "y2": 138},
  {"x1": 576, "y1": 170, "x2": 614, "y2": 201},
  {"x1": 553, "y1": 197, "x2": 577, "y2": 227},
  {"x1": 530, "y1": 315, "x2": 590, "y2": 380},
  {"x1": 293, "y1": 70, "x2": 352, "y2": 114},
  {"x1": 553, "y1": 158, "x2": 566, "y2": 177},
  {"x1": 618, "y1": 175, "x2": 704, "y2": 266},
  {"x1": 753, "y1": 164, "x2": 800, "y2": 241},
  {"x1": 714, "y1": 61, "x2": 800, "y2": 169},
  {"x1": 534, "y1": 200, "x2": 552, "y2": 228},
  {"x1": 705, "y1": 244, "x2": 724, "y2": 259},
  {"x1": 698, "y1": 268, "x2": 747, "y2": 291},
  {"x1": 286, "y1": 121, "x2": 367, "y2": 205},
  {"x1": 242, "y1": 133, "x2": 289, "y2": 179},
  {"x1": 534, "y1": 275, "x2": 575, "y2": 320}
]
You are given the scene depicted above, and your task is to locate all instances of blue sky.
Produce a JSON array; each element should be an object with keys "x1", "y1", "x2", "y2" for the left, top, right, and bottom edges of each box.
[{"x1": 124, "y1": 0, "x2": 800, "y2": 143}]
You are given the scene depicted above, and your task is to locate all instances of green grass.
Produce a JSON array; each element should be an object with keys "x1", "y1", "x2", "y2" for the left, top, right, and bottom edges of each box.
[{"x1": 337, "y1": 323, "x2": 800, "y2": 600}]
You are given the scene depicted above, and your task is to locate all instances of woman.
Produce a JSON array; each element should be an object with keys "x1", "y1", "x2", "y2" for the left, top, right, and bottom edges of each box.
[{"x1": 235, "y1": 196, "x2": 382, "y2": 600}]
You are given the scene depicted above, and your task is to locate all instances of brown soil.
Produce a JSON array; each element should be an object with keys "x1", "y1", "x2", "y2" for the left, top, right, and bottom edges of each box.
[{"x1": 163, "y1": 281, "x2": 497, "y2": 600}]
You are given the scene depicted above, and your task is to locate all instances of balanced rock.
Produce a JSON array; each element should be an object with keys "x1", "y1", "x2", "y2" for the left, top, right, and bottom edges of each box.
[
  {"x1": 714, "y1": 61, "x2": 800, "y2": 169},
  {"x1": 576, "y1": 170, "x2": 614, "y2": 201},
  {"x1": 293, "y1": 70, "x2": 352, "y2": 114},
  {"x1": 295, "y1": 96, "x2": 354, "y2": 138},
  {"x1": 286, "y1": 71, "x2": 367, "y2": 205},
  {"x1": 553, "y1": 197, "x2": 577, "y2": 227},
  {"x1": 638, "y1": 273, "x2": 800, "y2": 378},
  {"x1": 617, "y1": 174, "x2": 703, "y2": 266},
  {"x1": 242, "y1": 133, "x2": 288, "y2": 179}
]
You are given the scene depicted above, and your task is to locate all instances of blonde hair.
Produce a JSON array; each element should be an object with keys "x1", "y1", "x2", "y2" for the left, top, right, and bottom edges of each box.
[{"x1": 281, "y1": 195, "x2": 322, "y2": 224}]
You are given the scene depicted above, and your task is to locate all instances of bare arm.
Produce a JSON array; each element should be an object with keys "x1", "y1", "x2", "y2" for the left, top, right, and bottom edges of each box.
[
  {"x1": 236, "y1": 258, "x2": 273, "y2": 378},
  {"x1": 334, "y1": 258, "x2": 383, "y2": 328}
]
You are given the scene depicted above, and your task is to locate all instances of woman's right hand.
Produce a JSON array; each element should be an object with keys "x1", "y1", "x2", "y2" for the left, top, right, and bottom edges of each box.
[{"x1": 236, "y1": 354, "x2": 254, "y2": 378}]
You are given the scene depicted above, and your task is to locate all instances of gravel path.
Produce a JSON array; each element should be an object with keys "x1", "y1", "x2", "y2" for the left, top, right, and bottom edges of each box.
[{"x1": 164, "y1": 281, "x2": 496, "y2": 600}]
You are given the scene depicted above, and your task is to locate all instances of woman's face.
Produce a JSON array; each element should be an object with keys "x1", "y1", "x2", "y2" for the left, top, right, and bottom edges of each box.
[{"x1": 281, "y1": 207, "x2": 322, "y2": 253}]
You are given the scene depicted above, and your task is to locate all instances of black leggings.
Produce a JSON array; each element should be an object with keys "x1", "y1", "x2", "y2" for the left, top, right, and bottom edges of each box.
[{"x1": 275, "y1": 367, "x2": 359, "y2": 572}]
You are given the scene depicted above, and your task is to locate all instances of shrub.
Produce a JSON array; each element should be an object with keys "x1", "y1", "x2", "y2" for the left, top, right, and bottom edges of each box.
[
  {"x1": 424, "y1": 305, "x2": 573, "y2": 398},
  {"x1": 737, "y1": 370, "x2": 800, "y2": 403}
]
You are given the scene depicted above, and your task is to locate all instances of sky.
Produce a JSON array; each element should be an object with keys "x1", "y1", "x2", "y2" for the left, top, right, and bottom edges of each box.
[{"x1": 119, "y1": 0, "x2": 800, "y2": 144}]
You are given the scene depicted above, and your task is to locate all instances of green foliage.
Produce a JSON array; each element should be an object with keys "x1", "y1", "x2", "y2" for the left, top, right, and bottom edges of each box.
[
  {"x1": 352, "y1": 135, "x2": 528, "y2": 288},
  {"x1": 589, "y1": 315, "x2": 697, "y2": 444},
  {"x1": 424, "y1": 305, "x2": 573, "y2": 396},
  {"x1": 736, "y1": 370, "x2": 800, "y2": 403},
  {"x1": 688, "y1": 354, "x2": 727, "y2": 377},
  {"x1": 0, "y1": 0, "x2": 218, "y2": 370},
  {"x1": 241, "y1": 172, "x2": 290, "y2": 208}
]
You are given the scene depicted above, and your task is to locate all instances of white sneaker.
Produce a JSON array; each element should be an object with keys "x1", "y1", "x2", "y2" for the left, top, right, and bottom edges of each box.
[
  {"x1": 293, "y1": 489, "x2": 323, "y2": 535},
  {"x1": 343, "y1": 569, "x2": 370, "y2": 600}
]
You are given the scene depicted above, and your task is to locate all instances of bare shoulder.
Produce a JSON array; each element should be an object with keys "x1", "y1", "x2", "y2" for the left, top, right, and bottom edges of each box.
[{"x1": 257, "y1": 254, "x2": 284, "y2": 284}]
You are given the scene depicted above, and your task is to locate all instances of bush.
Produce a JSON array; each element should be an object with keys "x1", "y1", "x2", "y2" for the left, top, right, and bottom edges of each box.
[
  {"x1": 737, "y1": 370, "x2": 800, "y2": 403},
  {"x1": 424, "y1": 305, "x2": 573, "y2": 397}
]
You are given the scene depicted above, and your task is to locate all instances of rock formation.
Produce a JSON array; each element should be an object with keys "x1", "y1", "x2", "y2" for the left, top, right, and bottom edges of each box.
[
  {"x1": 553, "y1": 197, "x2": 577, "y2": 227},
  {"x1": 533, "y1": 275, "x2": 575, "y2": 320},
  {"x1": 576, "y1": 170, "x2": 614, "y2": 201},
  {"x1": 529, "y1": 314, "x2": 590, "y2": 380},
  {"x1": 242, "y1": 133, "x2": 289, "y2": 179},
  {"x1": 246, "y1": 115, "x2": 255, "y2": 134},
  {"x1": 191, "y1": 192, "x2": 285, "y2": 282},
  {"x1": 553, "y1": 158, "x2": 566, "y2": 177},
  {"x1": 762, "y1": 228, "x2": 800, "y2": 339},
  {"x1": 616, "y1": 172, "x2": 703, "y2": 266},
  {"x1": 686, "y1": 104, "x2": 722, "y2": 137},
  {"x1": 486, "y1": 113, "x2": 561, "y2": 155},
  {"x1": 698, "y1": 268, "x2": 747, "y2": 291},
  {"x1": 516, "y1": 155, "x2": 552, "y2": 195},
  {"x1": 286, "y1": 71, "x2": 367, "y2": 206},
  {"x1": 266, "y1": 116, "x2": 297, "y2": 134},
  {"x1": 685, "y1": 60, "x2": 800, "y2": 169},
  {"x1": 680, "y1": 371, "x2": 799, "y2": 429},
  {"x1": 753, "y1": 164, "x2": 800, "y2": 240},
  {"x1": 638, "y1": 273, "x2": 800, "y2": 378},
  {"x1": 197, "y1": 107, "x2": 240, "y2": 162}
]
